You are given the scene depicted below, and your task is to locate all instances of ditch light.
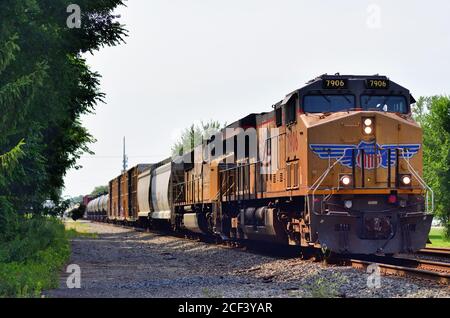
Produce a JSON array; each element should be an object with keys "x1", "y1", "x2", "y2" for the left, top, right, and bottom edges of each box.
[{"x1": 340, "y1": 175, "x2": 352, "y2": 187}]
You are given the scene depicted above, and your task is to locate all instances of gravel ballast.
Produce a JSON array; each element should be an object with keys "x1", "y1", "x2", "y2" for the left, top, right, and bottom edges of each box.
[{"x1": 45, "y1": 221, "x2": 450, "y2": 298}]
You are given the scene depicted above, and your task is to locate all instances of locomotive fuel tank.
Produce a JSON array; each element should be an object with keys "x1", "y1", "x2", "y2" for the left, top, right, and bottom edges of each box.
[
  {"x1": 238, "y1": 207, "x2": 288, "y2": 243},
  {"x1": 183, "y1": 213, "x2": 209, "y2": 234}
]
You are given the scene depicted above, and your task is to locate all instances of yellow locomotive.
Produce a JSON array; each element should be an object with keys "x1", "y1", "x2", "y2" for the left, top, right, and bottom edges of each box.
[
  {"x1": 91, "y1": 74, "x2": 433, "y2": 255},
  {"x1": 171, "y1": 74, "x2": 433, "y2": 255}
]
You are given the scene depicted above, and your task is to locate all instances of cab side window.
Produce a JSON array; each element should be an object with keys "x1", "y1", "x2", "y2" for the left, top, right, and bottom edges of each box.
[
  {"x1": 285, "y1": 97, "x2": 296, "y2": 125},
  {"x1": 275, "y1": 107, "x2": 282, "y2": 127}
]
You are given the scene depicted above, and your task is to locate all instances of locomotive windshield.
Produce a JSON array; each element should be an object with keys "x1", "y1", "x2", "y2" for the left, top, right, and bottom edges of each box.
[
  {"x1": 361, "y1": 95, "x2": 407, "y2": 113},
  {"x1": 303, "y1": 95, "x2": 355, "y2": 113}
]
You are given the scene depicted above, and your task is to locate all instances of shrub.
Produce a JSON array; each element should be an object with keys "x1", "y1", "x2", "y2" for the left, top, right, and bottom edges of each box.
[
  {"x1": 304, "y1": 272, "x2": 348, "y2": 298},
  {"x1": 70, "y1": 204, "x2": 86, "y2": 221},
  {"x1": 0, "y1": 217, "x2": 70, "y2": 298}
]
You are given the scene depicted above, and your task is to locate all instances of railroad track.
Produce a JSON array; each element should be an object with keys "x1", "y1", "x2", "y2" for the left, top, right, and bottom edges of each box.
[
  {"x1": 342, "y1": 255, "x2": 450, "y2": 285},
  {"x1": 417, "y1": 247, "x2": 450, "y2": 259}
]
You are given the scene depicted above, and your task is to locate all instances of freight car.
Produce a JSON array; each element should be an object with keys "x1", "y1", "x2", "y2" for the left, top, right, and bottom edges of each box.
[
  {"x1": 86, "y1": 194, "x2": 108, "y2": 222},
  {"x1": 87, "y1": 74, "x2": 434, "y2": 255}
]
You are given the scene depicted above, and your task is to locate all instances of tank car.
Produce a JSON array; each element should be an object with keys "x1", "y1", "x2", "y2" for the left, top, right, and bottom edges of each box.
[{"x1": 86, "y1": 194, "x2": 108, "y2": 221}]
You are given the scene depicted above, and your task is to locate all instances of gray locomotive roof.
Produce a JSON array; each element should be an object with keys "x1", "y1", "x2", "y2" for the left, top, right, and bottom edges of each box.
[
  {"x1": 306, "y1": 73, "x2": 388, "y2": 84},
  {"x1": 279, "y1": 73, "x2": 415, "y2": 105}
]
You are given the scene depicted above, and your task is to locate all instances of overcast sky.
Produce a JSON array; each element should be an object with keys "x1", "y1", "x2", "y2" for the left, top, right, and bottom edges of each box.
[{"x1": 63, "y1": 0, "x2": 450, "y2": 198}]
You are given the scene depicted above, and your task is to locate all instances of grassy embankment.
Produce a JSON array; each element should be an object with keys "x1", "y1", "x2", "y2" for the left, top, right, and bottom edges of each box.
[
  {"x1": 65, "y1": 220, "x2": 97, "y2": 240},
  {"x1": 0, "y1": 217, "x2": 95, "y2": 298},
  {"x1": 427, "y1": 227, "x2": 450, "y2": 248}
]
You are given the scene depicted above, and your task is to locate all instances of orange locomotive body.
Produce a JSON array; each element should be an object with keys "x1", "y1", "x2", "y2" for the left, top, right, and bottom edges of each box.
[
  {"x1": 172, "y1": 74, "x2": 433, "y2": 254},
  {"x1": 89, "y1": 74, "x2": 433, "y2": 255}
]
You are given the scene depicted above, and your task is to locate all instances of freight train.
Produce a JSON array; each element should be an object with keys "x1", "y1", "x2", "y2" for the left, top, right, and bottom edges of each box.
[{"x1": 86, "y1": 74, "x2": 434, "y2": 255}]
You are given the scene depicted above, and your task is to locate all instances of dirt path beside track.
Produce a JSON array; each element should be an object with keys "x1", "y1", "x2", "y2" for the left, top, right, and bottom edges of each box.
[{"x1": 44, "y1": 221, "x2": 450, "y2": 298}]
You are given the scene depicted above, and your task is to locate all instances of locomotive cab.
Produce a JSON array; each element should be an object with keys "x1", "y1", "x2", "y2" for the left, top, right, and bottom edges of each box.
[{"x1": 287, "y1": 75, "x2": 434, "y2": 254}]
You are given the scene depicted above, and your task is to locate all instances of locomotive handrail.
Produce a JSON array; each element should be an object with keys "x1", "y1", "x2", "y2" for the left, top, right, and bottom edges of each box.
[
  {"x1": 218, "y1": 182, "x2": 236, "y2": 200},
  {"x1": 174, "y1": 187, "x2": 184, "y2": 202},
  {"x1": 218, "y1": 161, "x2": 260, "y2": 202},
  {"x1": 173, "y1": 177, "x2": 203, "y2": 204},
  {"x1": 400, "y1": 148, "x2": 434, "y2": 213},
  {"x1": 308, "y1": 149, "x2": 353, "y2": 215}
]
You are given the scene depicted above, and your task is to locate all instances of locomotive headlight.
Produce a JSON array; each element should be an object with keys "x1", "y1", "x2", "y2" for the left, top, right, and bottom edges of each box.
[
  {"x1": 363, "y1": 117, "x2": 375, "y2": 135},
  {"x1": 364, "y1": 126, "x2": 373, "y2": 135},
  {"x1": 340, "y1": 175, "x2": 352, "y2": 186},
  {"x1": 401, "y1": 175, "x2": 412, "y2": 186}
]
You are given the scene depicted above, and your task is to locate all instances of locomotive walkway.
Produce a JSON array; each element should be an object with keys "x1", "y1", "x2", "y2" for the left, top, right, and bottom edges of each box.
[{"x1": 44, "y1": 221, "x2": 450, "y2": 298}]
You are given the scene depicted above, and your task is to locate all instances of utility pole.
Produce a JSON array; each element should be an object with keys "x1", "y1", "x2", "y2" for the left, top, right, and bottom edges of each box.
[{"x1": 122, "y1": 136, "x2": 128, "y2": 173}]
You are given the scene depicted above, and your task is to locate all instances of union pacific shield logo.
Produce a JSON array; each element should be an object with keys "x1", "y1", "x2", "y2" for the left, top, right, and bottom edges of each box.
[
  {"x1": 310, "y1": 141, "x2": 420, "y2": 170},
  {"x1": 356, "y1": 141, "x2": 382, "y2": 170}
]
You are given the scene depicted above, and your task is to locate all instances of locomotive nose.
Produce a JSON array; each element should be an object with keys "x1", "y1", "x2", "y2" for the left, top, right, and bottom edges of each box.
[
  {"x1": 308, "y1": 111, "x2": 423, "y2": 190},
  {"x1": 306, "y1": 109, "x2": 429, "y2": 254}
]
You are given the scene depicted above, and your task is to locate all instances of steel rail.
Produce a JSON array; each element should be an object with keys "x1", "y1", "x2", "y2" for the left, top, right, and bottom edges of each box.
[
  {"x1": 347, "y1": 259, "x2": 449, "y2": 285},
  {"x1": 417, "y1": 247, "x2": 450, "y2": 259},
  {"x1": 341, "y1": 255, "x2": 450, "y2": 285}
]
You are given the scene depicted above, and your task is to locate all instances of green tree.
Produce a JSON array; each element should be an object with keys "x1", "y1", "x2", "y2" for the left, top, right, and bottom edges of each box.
[
  {"x1": 0, "y1": 0, "x2": 126, "y2": 296},
  {"x1": 0, "y1": 140, "x2": 25, "y2": 171},
  {"x1": 70, "y1": 204, "x2": 86, "y2": 221},
  {"x1": 171, "y1": 120, "x2": 225, "y2": 156},
  {"x1": 90, "y1": 185, "x2": 108, "y2": 197},
  {"x1": 0, "y1": 29, "x2": 45, "y2": 239},
  {"x1": 69, "y1": 195, "x2": 85, "y2": 205},
  {"x1": 0, "y1": 0, "x2": 126, "y2": 224},
  {"x1": 0, "y1": 141, "x2": 25, "y2": 241},
  {"x1": 414, "y1": 96, "x2": 450, "y2": 237}
]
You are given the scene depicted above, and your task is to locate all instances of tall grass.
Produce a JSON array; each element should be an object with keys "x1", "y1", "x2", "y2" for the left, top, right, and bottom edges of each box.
[{"x1": 0, "y1": 217, "x2": 70, "y2": 297}]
